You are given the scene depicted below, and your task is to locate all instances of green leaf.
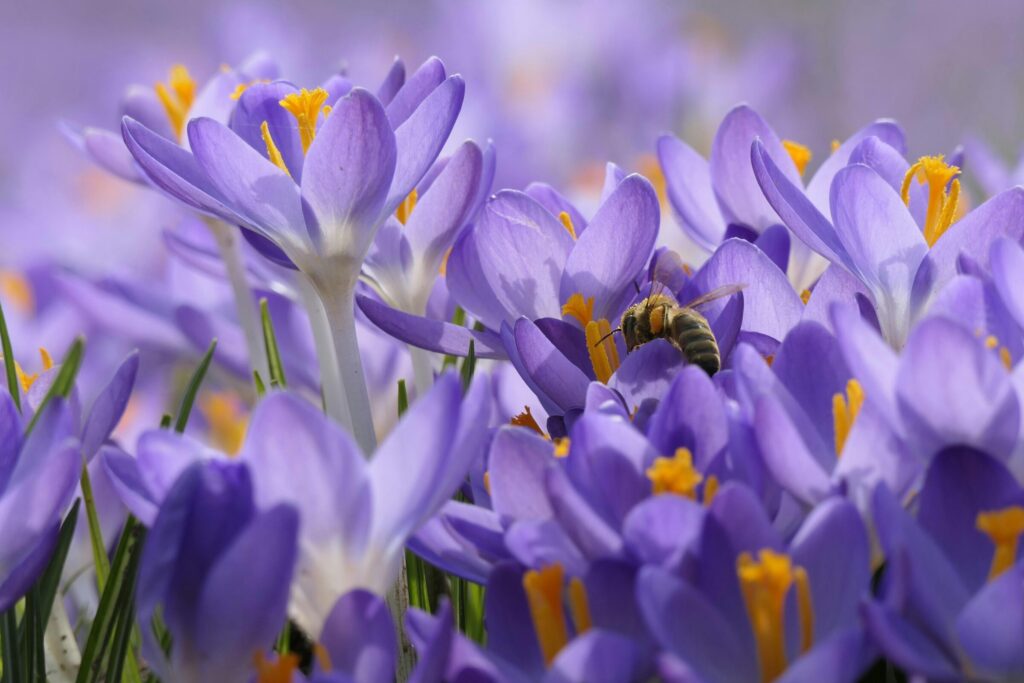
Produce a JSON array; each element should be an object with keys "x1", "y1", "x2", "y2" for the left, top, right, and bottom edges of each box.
[
  {"x1": 25, "y1": 337, "x2": 85, "y2": 436},
  {"x1": 159, "y1": 413, "x2": 173, "y2": 429},
  {"x1": 174, "y1": 339, "x2": 217, "y2": 433},
  {"x1": 33, "y1": 499, "x2": 81, "y2": 626},
  {"x1": 0, "y1": 300, "x2": 20, "y2": 411},
  {"x1": 459, "y1": 340, "x2": 476, "y2": 391},
  {"x1": 81, "y1": 463, "x2": 111, "y2": 590},
  {"x1": 1, "y1": 607, "x2": 20, "y2": 683},
  {"x1": 397, "y1": 379, "x2": 408, "y2": 417},
  {"x1": 253, "y1": 370, "x2": 267, "y2": 398},
  {"x1": 260, "y1": 299, "x2": 287, "y2": 389},
  {"x1": 441, "y1": 307, "x2": 466, "y2": 369}
]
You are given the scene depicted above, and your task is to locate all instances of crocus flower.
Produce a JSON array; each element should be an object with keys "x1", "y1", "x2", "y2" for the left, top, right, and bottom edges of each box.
[
  {"x1": 658, "y1": 104, "x2": 905, "y2": 291},
  {"x1": 0, "y1": 394, "x2": 80, "y2": 611},
  {"x1": 965, "y1": 135, "x2": 1024, "y2": 197},
  {"x1": 240, "y1": 371, "x2": 491, "y2": 636},
  {"x1": 136, "y1": 460, "x2": 298, "y2": 683}
]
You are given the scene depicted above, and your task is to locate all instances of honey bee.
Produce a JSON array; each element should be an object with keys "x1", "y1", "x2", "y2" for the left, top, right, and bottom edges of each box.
[{"x1": 619, "y1": 285, "x2": 744, "y2": 376}]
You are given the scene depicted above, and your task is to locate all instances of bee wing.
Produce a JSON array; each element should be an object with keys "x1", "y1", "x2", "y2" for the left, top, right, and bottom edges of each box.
[
  {"x1": 682, "y1": 284, "x2": 747, "y2": 309},
  {"x1": 645, "y1": 249, "x2": 687, "y2": 307}
]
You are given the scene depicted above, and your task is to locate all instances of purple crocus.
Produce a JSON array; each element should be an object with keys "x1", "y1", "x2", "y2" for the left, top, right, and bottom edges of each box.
[
  {"x1": 136, "y1": 459, "x2": 298, "y2": 683},
  {"x1": 0, "y1": 394, "x2": 80, "y2": 611}
]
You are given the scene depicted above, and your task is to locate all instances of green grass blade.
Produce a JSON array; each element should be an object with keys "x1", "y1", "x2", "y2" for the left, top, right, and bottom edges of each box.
[
  {"x1": 173, "y1": 339, "x2": 217, "y2": 433},
  {"x1": 460, "y1": 340, "x2": 476, "y2": 391},
  {"x1": 81, "y1": 464, "x2": 111, "y2": 590},
  {"x1": 34, "y1": 499, "x2": 80, "y2": 626},
  {"x1": 0, "y1": 300, "x2": 20, "y2": 411},
  {"x1": 253, "y1": 371, "x2": 266, "y2": 398},
  {"x1": 260, "y1": 299, "x2": 286, "y2": 388},
  {"x1": 397, "y1": 379, "x2": 408, "y2": 417},
  {"x1": 1, "y1": 607, "x2": 21, "y2": 683}
]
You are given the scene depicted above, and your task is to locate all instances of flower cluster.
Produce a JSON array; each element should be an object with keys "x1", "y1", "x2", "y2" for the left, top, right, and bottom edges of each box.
[{"x1": 2, "y1": 45, "x2": 1024, "y2": 683}]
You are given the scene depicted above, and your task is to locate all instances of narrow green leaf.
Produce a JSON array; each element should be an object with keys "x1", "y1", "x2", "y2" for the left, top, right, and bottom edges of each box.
[
  {"x1": 441, "y1": 307, "x2": 466, "y2": 369},
  {"x1": 0, "y1": 300, "x2": 20, "y2": 411},
  {"x1": 260, "y1": 299, "x2": 287, "y2": 388},
  {"x1": 253, "y1": 370, "x2": 266, "y2": 398},
  {"x1": 81, "y1": 463, "x2": 111, "y2": 590},
  {"x1": 174, "y1": 339, "x2": 217, "y2": 433},
  {"x1": 101, "y1": 532, "x2": 144, "y2": 683},
  {"x1": 397, "y1": 379, "x2": 408, "y2": 417},
  {"x1": 459, "y1": 340, "x2": 476, "y2": 391},
  {"x1": 1, "y1": 607, "x2": 21, "y2": 683},
  {"x1": 274, "y1": 621, "x2": 291, "y2": 655},
  {"x1": 34, "y1": 499, "x2": 81, "y2": 626},
  {"x1": 159, "y1": 413, "x2": 173, "y2": 429},
  {"x1": 25, "y1": 337, "x2": 84, "y2": 436}
]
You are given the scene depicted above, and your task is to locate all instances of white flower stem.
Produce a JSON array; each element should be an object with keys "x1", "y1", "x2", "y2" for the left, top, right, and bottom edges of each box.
[
  {"x1": 409, "y1": 345, "x2": 434, "y2": 397},
  {"x1": 44, "y1": 596, "x2": 79, "y2": 683},
  {"x1": 206, "y1": 220, "x2": 271, "y2": 384},
  {"x1": 298, "y1": 277, "x2": 352, "y2": 429},
  {"x1": 320, "y1": 286, "x2": 378, "y2": 455}
]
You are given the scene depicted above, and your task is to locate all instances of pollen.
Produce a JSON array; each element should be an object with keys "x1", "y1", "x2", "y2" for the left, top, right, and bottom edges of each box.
[
  {"x1": 0, "y1": 271, "x2": 34, "y2": 314},
  {"x1": 800, "y1": 289, "x2": 812, "y2": 305},
  {"x1": 260, "y1": 122, "x2": 292, "y2": 177},
  {"x1": 553, "y1": 437, "x2": 571, "y2": 458},
  {"x1": 562, "y1": 293, "x2": 594, "y2": 327},
  {"x1": 646, "y1": 447, "x2": 703, "y2": 499},
  {"x1": 523, "y1": 564, "x2": 569, "y2": 667},
  {"x1": 703, "y1": 474, "x2": 719, "y2": 506},
  {"x1": 584, "y1": 319, "x2": 621, "y2": 384},
  {"x1": 558, "y1": 211, "x2": 578, "y2": 240},
  {"x1": 279, "y1": 88, "x2": 330, "y2": 154},
  {"x1": 976, "y1": 506, "x2": 1024, "y2": 581},
  {"x1": 782, "y1": 140, "x2": 812, "y2": 177},
  {"x1": 154, "y1": 64, "x2": 196, "y2": 141},
  {"x1": 253, "y1": 651, "x2": 299, "y2": 683},
  {"x1": 510, "y1": 405, "x2": 546, "y2": 436},
  {"x1": 985, "y1": 335, "x2": 1013, "y2": 370},
  {"x1": 396, "y1": 189, "x2": 418, "y2": 225},
  {"x1": 199, "y1": 391, "x2": 248, "y2": 456},
  {"x1": 832, "y1": 378, "x2": 864, "y2": 456},
  {"x1": 900, "y1": 155, "x2": 961, "y2": 247}
]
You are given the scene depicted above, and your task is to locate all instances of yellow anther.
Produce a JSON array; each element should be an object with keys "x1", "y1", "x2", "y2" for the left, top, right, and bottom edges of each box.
[
  {"x1": 830, "y1": 139, "x2": 841, "y2": 154},
  {"x1": 763, "y1": 354, "x2": 775, "y2": 367},
  {"x1": 985, "y1": 336, "x2": 1013, "y2": 370},
  {"x1": 646, "y1": 448, "x2": 703, "y2": 499},
  {"x1": 523, "y1": 564, "x2": 569, "y2": 667},
  {"x1": 38, "y1": 348, "x2": 53, "y2": 371},
  {"x1": 322, "y1": 104, "x2": 333, "y2": 118},
  {"x1": 154, "y1": 65, "x2": 196, "y2": 140},
  {"x1": 279, "y1": 88, "x2": 329, "y2": 154},
  {"x1": 900, "y1": 155, "x2": 961, "y2": 247},
  {"x1": 782, "y1": 140, "x2": 812, "y2": 177},
  {"x1": 567, "y1": 577, "x2": 592, "y2": 634},
  {"x1": 510, "y1": 406, "x2": 546, "y2": 436},
  {"x1": 562, "y1": 293, "x2": 594, "y2": 327},
  {"x1": 439, "y1": 246, "x2": 452, "y2": 276},
  {"x1": 0, "y1": 272, "x2": 34, "y2": 314},
  {"x1": 313, "y1": 643, "x2": 332, "y2": 673},
  {"x1": 738, "y1": 549, "x2": 813, "y2": 682},
  {"x1": 985, "y1": 335, "x2": 1000, "y2": 350},
  {"x1": 976, "y1": 506, "x2": 1024, "y2": 581},
  {"x1": 229, "y1": 79, "x2": 270, "y2": 101},
  {"x1": 483, "y1": 471, "x2": 491, "y2": 494},
  {"x1": 584, "y1": 319, "x2": 620, "y2": 384},
  {"x1": 260, "y1": 121, "x2": 292, "y2": 177},
  {"x1": 558, "y1": 211, "x2": 578, "y2": 240},
  {"x1": 800, "y1": 289, "x2": 812, "y2": 305},
  {"x1": 253, "y1": 651, "x2": 299, "y2": 683},
  {"x1": 199, "y1": 392, "x2": 248, "y2": 456},
  {"x1": 396, "y1": 189, "x2": 418, "y2": 225},
  {"x1": 703, "y1": 474, "x2": 719, "y2": 506},
  {"x1": 15, "y1": 363, "x2": 37, "y2": 394},
  {"x1": 832, "y1": 379, "x2": 864, "y2": 456},
  {"x1": 553, "y1": 437, "x2": 571, "y2": 458}
]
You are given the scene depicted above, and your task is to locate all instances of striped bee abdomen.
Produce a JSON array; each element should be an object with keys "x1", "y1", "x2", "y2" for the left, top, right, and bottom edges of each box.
[{"x1": 668, "y1": 309, "x2": 721, "y2": 376}]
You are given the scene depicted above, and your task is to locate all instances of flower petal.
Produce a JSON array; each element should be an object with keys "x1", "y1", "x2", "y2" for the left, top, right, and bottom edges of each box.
[{"x1": 657, "y1": 134, "x2": 726, "y2": 250}]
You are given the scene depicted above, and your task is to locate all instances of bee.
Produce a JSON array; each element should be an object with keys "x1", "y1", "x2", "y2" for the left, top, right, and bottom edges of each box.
[{"x1": 619, "y1": 284, "x2": 744, "y2": 376}]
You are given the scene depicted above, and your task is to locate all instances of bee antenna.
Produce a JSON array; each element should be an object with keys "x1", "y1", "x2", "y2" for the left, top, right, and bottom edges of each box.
[{"x1": 592, "y1": 328, "x2": 621, "y2": 347}]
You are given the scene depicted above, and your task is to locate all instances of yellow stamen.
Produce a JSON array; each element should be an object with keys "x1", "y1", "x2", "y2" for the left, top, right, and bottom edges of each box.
[
  {"x1": 154, "y1": 65, "x2": 196, "y2": 141},
  {"x1": 900, "y1": 155, "x2": 961, "y2": 247},
  {"x1": 510, "y1": 406, "x2": 546, "y2": 436},
  {"x1": 396, "y1": 189, "x2": 418, "y2": 225},
  {"x1": 439, "y1": 246, "x2": 453, "y2": 276},
  {"x1": 985, "y1": 336, "x2": 1013, "y2": 370},
  {"x1": 260, "y1": 122, "x2": 292, "y2": 177},
  {"x1": 646, "y1": 447, "x2": 703, "y2": 499},
  {"x1": 15, "y1": 363, "x2": 37, "y2": 394},
  {"x1": 199, "y1": 392, "x2": 248, "y2": 455},
  {"x1": 584, "y1": 319, "x2": 620, "y2": 384},
  {"x1": 782, "y1": 140, "x2": 812, "y2": 177},
  {"x1": 553, "y1": 437, "x2": 571, "y2": 458},
  {"x1": 483, "y1": 471, "x2": 491, "y2": 494},
  {"x1": 38, "y1": 348, "x2": 53, "y2": 371},
  {"x1": 738, "y1": 550, "x2": 814, "y2": 682},
  {"x1": 229, "y1": 79, "x2": 270, "y2": 101},
  {"x1": 976, "y1": 506, "x2": 1024, "y2": 581},
  {"x1": 279, "y1": 88, "x2": 329, "y2": 154},
  {"x1": 253, "y1": 651, "x2": 299, "y2": 683},
  {"x1": 800, "y1": 289, "x2": 812, "y2": 305},
  {"x1": 703, "y1": 474, "x2": 719, "y2": 506},
  {"x1": 322, "y1": 104, "x2": 333, "y2": 118},
  {"x1": 313, "y1": 643, "x2": 332, "y2": 673},
  {"x1": 523, "y1": 564, "x2": 569, "y2": 667},
  {"x1": 562, "y1": 293, "x2": 594, "y2": 327},
  {"x1": 558, "y1": 211, "x2": 578, "y2": 240},
  {"x1": 763, "y1": 354, "x2": 775, "y2": 367},
  {"x1": 0, "y1": 272, "x2": 34, "y2": 314},
  {"x1": 830, "y1": 139, "x2": 841, "y2": 154},
  {"x1": 567, "y1": 577, "x2": 591, "y2": 634},
  {"x1": 832, "y1": 379, "x2": 864, "y2": 456}
]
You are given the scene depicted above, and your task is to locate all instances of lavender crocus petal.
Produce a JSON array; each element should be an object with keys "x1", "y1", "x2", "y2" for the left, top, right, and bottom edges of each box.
[
  {"x1": 911, "y1": 187, "x2": 1024, "y2": 317},
  {"x1": 485, "y1": 563, "x2": 546, "y2": 676},
  {"x1": 751, "y1": 139, "x2": 854, "y2": 271},
  {"x1": 82, "y1": 127, "x2": 144, "y2": 183},
  {"x1": 320, "y1": 590, "x2": 396, "y2": 683},
  {"x1": 897, "y1": 317, "x2": 1019, "y2": 458},
  {"x1": 405, "y1": 603, "x2": 455, "y2": 683},
  {"x1": 608, "y1": 339, "x2": 683, "y2": 415},
  {"x1": 136, "y1": 430, "x2": 223, "y2": 508},
  {"x1": 237, "y1": 51, "x2": 279, "y2": 80},
  {"x1": 831, "y1": 303, "x2": 899, "y2": 422},
  {"x1": 775, "y1": 627, "x2": 876, "y2": 683},
  {"x1": 927, "y1": 275, "x2": 1024, "y2": 361},
  {"x1": 846, "y1": 136, "x2": 913, "y2": 197},
  {"x1": 805, "y1": 119, "x2": 906, "y2": 212},
  {"x1": 513, "y1": 318, "x2": 590, "y2": 412},
  {"x1": 955, "y1": 561, "x2": 1024, "y2": 677},
  {"x1": 81, "y1": 351, "x2": 139, "y2": 459},
  {"x1": 918, "y1": 448, "x2": 1024, "y2": 592},
  {"x1": 501, "y1": 321, "x2": 560, "y2": 416},
  {"x1": 175, "y1": 305, "x2": 251, "y2": 381},
  {"x1": 637, "y1": 566, "x2": 757, "y2": 682},
  {"x1": 711, "y1": 105, "x2": 797, "y2": 231},
  {"x1": 707, "y1": 481, "x2": 783, "y2": 553},
  {"x1": 101, "y1": 447, "x2": 159, "y2": 526},
  {"x1": 229, "y1": 82, "x2": 305, "y2": 181},
  {"x1": 0, "y1": 524, "x2": 59, "y2": 613},
  {"x1": 405, "y1": 140, "x2": 483, "y2": 272},
  {"x1": 647, "y1": 366, "x2": 728, "y2": 469},
  {"x1": 121, "y1": 85, "x2": 175, "y2": 139},
  {"x1": 524, "y1": 182, "x2": 588, "y2": 235},
  {"x1": 859, "y1": 601, "x2": 961, "y2": 680},
  {"x1": 561, "y1": 174, "x2": 659, "y2": 320},
  {"x1": 685, "y1": 238, "x2": 802, "y2": 342},
  {"x1": 188, "y1": 117, "x2": 308, "y2": 248},
  {"x1": 505, "y1": 519, "x2": 588, "y2": 576},
  {"x1": 622, "y1": 495, "x2": 704, "y2": 568},
  {"x1": 357, "y1": 295, "x2": 505, "y2": 358},
  {"x1": 385, "y1": 57, "x2": 445, "y2": 128},
  {"x1": 188, "y1": 67, "x2": 247, "y2": 127},
  {"x1": 657, "y1": 134, "x2": 725, "y2": 250},
  {"x1": 754, "y1": 395, "x2": 830, "y2": 505},
  {"x1": 193, "y1": 505, "x2": 298, "y2": 681},
  {"x1": 535, "y1": 318, "x2": 594, "y2": 379},
  {"x1": 489, "y1": 427, "x2": 555, "y2": 521},
  {"x1": 544, "y1": 466, "x2": 624, "y2": 560},
  {"x1": 544, "y1": 631, "x2": 640, "y2": 683},
  {"x1": 0, "y1": 392, "x2": 21, "y2": 491},
  {"x1": 408, "y1": 516, "x2": 493, "y2": 584},
  {"x1": 990, "y1": 237, "x2": 1024, "y2": 331},
  {"x1": 802, "y1": 265, "x2": 872, "y2": 332},
  {"x1": 376, "y1": 58, "x2": 405, "y2": 106},
  {"x1": 964, "y1": 136, "x2": 1012, "y2": 196},
  {"x1": 599, "y1": 162, "x2": 627, "y2": 203},
  {"x1": 386, "y1": 76, "x2": 465, "y2": 217},
  {"x1": 441, "y1": 501, "x2": 509, "y2": 564},
  {"x1": 753, "y1": 224, "x2": 790, "y2": 274},
  {"x1": 302, "y1": 88, "x2": 397, "y2": 258},
  {"x1": 322, "y1": 74, "x2": 354, "y2": 105}
]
